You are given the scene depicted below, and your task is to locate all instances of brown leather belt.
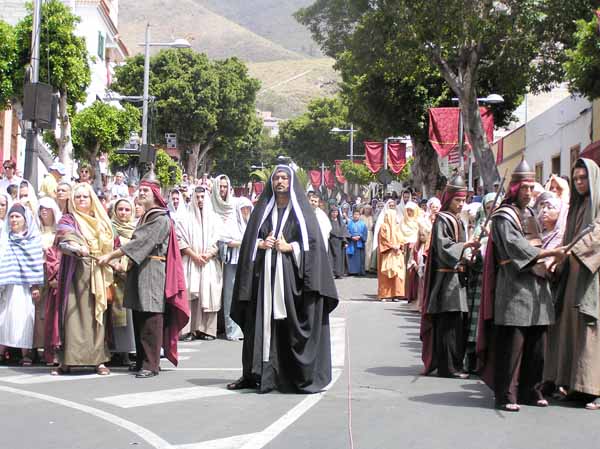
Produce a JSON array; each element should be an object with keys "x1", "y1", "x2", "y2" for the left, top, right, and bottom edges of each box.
[
  {"x1": 498, "y1": 259, "x2": 511, "y2": 266},
  {"x1": 149, "y1": 256, "x2": 166, "y2": 261},
  {"x1": 437, "y1": 268, "x2": 459, "y2": 273}
]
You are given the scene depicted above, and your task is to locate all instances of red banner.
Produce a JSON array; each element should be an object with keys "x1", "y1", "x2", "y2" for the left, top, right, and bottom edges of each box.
[
  {"x1": 324, "y1": 169, "x2": 335, "y2": 189},
  {"x1": 428, "y1": 107, "x2": 494, "y2": 158},
  {"x1": 387, "y1": 141, "x2": 407, "y2": 174},
  {"x1": 309, "y1": 170, "x2": 322, "y2": 189},
  {"x1": 496, "y1": 138, "x2": 504, "y2": 164},
  {"x1": 365, "y1": 141, "x2": 384, "y2": 173},
  {"x1": 335, "y1": 160, "x2": 347, "y2": 184}
]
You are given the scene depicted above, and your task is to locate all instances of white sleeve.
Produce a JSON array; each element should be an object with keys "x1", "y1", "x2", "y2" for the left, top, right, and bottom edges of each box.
[{"x1": 290, "y1": 241, "x2": 301, "y2": 266}]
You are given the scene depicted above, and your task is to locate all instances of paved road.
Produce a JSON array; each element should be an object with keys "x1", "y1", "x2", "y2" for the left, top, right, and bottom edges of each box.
[{"x1": 1, "y1": 276, "x2": 599, "y2": 449}]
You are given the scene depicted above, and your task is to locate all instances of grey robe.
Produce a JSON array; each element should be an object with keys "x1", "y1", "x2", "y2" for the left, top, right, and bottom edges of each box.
[
  {"x1": 426, "y1": 212, "x2": 467, "y2": 314},
  {"x1": 122, "y1": 210, "x2": 170, "y2": 313},
  {"x1": 491, "y1": 207, "x2": 554, "y2": 327}
]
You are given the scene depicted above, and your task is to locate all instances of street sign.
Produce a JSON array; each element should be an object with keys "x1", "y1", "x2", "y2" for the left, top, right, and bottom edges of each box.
[{"x1": 165, "y1": 133, "x2": 177, "y2": 149}]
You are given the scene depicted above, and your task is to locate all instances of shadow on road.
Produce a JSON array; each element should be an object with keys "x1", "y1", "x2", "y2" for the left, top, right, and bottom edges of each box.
[
  {"x1": 408, "y1": 382, "x2": 494, "y2": 409},
  {"x1": 365, "y1": 365, "x2": 423, "y2": 377}
]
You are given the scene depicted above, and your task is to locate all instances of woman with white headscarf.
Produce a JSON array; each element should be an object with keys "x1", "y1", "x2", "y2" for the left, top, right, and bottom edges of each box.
[
  {"x1": 33, "y1": 197, "x2": 61, "y2": 359},
  {"x1": 0, "y1": 204, "x2": 44, "y2": 365},
  {"x1": 220, "y1": 197, "x2": 253, "y2": 340}
]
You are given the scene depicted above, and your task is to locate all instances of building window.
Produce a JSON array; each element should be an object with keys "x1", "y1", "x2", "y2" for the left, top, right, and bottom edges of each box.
[
  {"x1": 551, "y1": 154, "x2": 560, "y2": 175},
  {"x1": 570, "y1": 144, "x2": 581, "y2": 172},
  {"x1": 97, "y1": 32, "x2": 105, "y2": 60},
  {"x1": 535, "y1": 162, "x2": 543, "y2": 184}
]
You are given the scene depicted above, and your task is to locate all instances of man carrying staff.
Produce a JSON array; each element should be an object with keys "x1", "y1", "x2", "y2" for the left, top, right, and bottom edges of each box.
[
  {"x1": 98, "y1": 170, "x2": 189, "y2": 378},
  {"x1": 478, "y1": 160, "x2": 564, "y2": 411},
  {"x1": 421, "y1": 174, "x2": 480, "y2": 379},
  {"x1": 228, "y1": 165, "x2": 338, "y2": 393}
]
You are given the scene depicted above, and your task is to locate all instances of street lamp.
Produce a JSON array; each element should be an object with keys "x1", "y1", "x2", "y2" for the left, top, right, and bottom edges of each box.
[
  {"x1": 139, "y1": 24, "x2": 191, "y2": 146},
  {"x1": 330, "y1": 124, "x2": 355, "y2": 161}
]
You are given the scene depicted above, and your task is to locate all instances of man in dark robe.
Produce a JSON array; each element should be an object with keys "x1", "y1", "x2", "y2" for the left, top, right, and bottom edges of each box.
[
  {"x1": 328, "y1": 207, "x2": 348, "y2": 278},
  {"x1": 228, "y1": 165, "x2": 338, "y2": 393},
  {"x1": 99, "y1": 171, "x2": 189, "y2": 378},
  {"x1": 477, "y1": 160, "x2": 564, "y2": 411},
  {"x1": 421, "y1": 174, "x2": 480, "y2": 379},
  {"x1": 544, "y1": 158, "x2": 600, "y2": 409}
]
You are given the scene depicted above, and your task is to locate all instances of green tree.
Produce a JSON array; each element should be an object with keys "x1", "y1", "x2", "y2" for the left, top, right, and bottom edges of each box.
[
  {"x1": 297, "y1": 0, "x2": 598, "y2": 190},
  {"x1": 112, "y1": 50, "x2": 261, "y2": 177},
  {"x1": 565, "y1": 13, "x2": 600, "y2": 99},
  {"x1": 278, "y1": 96, "x2": 356, "y2": 168},
  {"x1": 13, "y1": 0, "x2": 91, "y2": 168},
  {"x1": 0, "y1": 20, "x2": 17, "y2": 109},
  {"x1": 69, "y1": 101, "x2": 141, "y2": 161}
]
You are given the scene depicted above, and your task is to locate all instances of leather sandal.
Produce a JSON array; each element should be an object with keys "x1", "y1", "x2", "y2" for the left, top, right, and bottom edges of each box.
[
  {"x1": 497, "y1": 403, "x2": 520, "y2": 412},
  {"x1": 585, "y1": 398, "x2": 600, "y2": 410},
  {"x1": 135, "y1": 369, "x2": 158, "y2": 378},
  {"x1": 51, "y1": 366, "x2": 71, "y2": 376}
]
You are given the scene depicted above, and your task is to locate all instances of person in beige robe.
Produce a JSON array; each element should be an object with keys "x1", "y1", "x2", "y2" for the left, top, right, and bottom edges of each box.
[
  {"x1": 361, "y1": 205, "x2": 375, "y2": 273},
  {"x1": 176, "y1": 186, "x2": 222, "y2": 340},
  {"x1": 545, "y1": 158, "x2": 600, "y2": 409},
  {"x1": 377, "y1": 209, "x2": 405, "y2": 301}
]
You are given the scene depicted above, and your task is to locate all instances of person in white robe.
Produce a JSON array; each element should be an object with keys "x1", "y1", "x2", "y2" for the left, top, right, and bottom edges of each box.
[{"x1": 176, "y1": 186, "x2": 222, "y2": 340}]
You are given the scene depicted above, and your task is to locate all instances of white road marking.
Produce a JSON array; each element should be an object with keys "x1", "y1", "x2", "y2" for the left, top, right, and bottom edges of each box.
[
  {"x1": 0, "y1": 372, "x2": 125, "y2": 385},
  {"x1": 175, "y1": 433, "x2": 258, "y2": 449},
  {"x1": 0, "y1": 385, "x2": 173, "y2": 449},
  {"x1": 96, "y1": 385, "x2": 236, "y2": 408},
  {"x1": 159, "y1": 367, "x2": 242, "y2": 372}
]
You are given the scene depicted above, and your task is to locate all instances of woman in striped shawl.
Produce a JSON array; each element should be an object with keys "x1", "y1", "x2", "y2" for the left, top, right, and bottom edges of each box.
[{"x1": 0, "y1": 204, "x2": 44, "y2": 364}]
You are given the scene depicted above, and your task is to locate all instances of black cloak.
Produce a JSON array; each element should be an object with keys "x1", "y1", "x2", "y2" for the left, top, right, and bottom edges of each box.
[{"x1": 231, "y1": 165, "x2": 339, "y2": 393}]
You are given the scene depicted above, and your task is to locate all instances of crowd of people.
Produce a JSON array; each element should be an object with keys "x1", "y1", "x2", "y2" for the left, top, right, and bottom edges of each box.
[{"x1": 0, "y1": 155, "x2": 599, "y2": 407}]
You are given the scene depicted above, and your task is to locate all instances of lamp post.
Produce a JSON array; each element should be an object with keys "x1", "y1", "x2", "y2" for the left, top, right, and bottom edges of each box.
[
  {"x1": 330, "y1": 123, "x2": 355, "y2": 160},
  {"x1": 139, "y1": 24, "x2": 191, "y2": 146},
  {"x1": 451, "y1": 94, "x2": 504, "y2": 189}
]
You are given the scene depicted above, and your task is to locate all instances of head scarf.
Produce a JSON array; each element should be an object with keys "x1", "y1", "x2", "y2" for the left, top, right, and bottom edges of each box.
[
  {"x1": 379, "y1": 209, "x2": 404, "y2": 278},
  {"x1": 69, "y1": 182, "x2": 114, "y2": 324},
  {"x1": 111, "y1": 198, "x2": 136, "y2": 240},
  {"x1": 373, "y1": 199, "x2": 401, "y2": 251},
  {"x1": 211, "y1": 174, "x2": 235, "y2": 223},
  {"x1": 440, "y1": 189, "x2": 467, "y2": 212},
  {"x1": 219, "y1": 196, "x2": 254, "y2": 264},
  {"x1": 563, "y1": 158, "x2": 600, "y2": 244},
  {"x1": 425, "y1": 197, "x2": 441, "y2": 223},
  {"x1": 399, "y1": 201, "x2": 421, "y2": 244},
  {"x1": 0, "y1": 204, "x2": 44, "y2": 287},
  {"x1": 0, "y1": 191, "x2": 12, "y2": 222},
  {"x1": 139, "y1": 180, "x2": 167, "y2": 208},
  {"x1": 167, "y1": 188, "x2": 186, "y2": 219},
  {"x1": 38, "y1": 196, "x2": 62, "y2": 250},
  {"x1": 544, "y1": 174, "x2": 570, "y2": 204}
]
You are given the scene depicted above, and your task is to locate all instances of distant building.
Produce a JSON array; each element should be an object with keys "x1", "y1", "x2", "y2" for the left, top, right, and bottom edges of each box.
[
  {"x1": 0, "y1": 0, "x2": 129, "y2": 171},
  {"x1": 258, "y1": 110, "x2": 281, "y2": 137}
]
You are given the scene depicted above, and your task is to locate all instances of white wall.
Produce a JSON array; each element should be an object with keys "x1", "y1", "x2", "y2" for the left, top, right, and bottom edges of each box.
[{"x1": 524, "y1": 94, "x2": 592, "y2": 182}]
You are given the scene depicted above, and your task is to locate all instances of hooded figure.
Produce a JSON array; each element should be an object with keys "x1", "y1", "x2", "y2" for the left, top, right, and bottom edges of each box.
[
  {"x1": 0, "y1": 204, "x2": 44, "y2": 359},
  {"x1": 328, "y1": 206, "x2": 348, "y2": 278},
  {"x1": 177, "y1": 185, "x2": 223, "y2": 340},
  {"x1": 544, "y1": 158, "x2": 600, "y2": 409},
  {"x1": 229, "y1": 165, "x2": 338, "y2": 394},
  {"x1": 420, "y1": 174, "x2": 472, "y2": 379},
  {"x1": 377, "y1": 208, "x2": 405, "y2": 301},
  {"x1": 477, "y1": 159, "x2": 563, "y2": 411},
  {"x1": 211, "y1": 174, "x2": 236, "y2": 235}
]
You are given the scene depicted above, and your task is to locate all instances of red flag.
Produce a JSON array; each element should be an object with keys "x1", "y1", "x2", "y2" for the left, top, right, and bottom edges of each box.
[
  {"x1": 309, "y1": 170, "x2": 322, "y2": 189},
  {"x1": 428, "y1": 107, "x2": 494, "y2": 158},
  {"x1": 364, "y1": 141, "x2": 384, "y2": 173},
  {"x1": 496, "y1": 138, "x2": 504, "y2": 164},
  {"x1": 387, "y1": 141, "x2": 407, "y2": 174},
  {"x1": 335, "y1": 160, "x2": 347, "y2": 184},
  {"x1": 324, "y1": 169, "x2": 335, "y2": 189}
]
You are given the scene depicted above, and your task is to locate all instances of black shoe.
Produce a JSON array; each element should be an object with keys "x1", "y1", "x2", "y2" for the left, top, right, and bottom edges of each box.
[
  {"x1": 227, "y1": 376, "x2": 257, "y2": 390},
  {"x1": 135, "y1": 369, "x2": 158, "y2": 378}
]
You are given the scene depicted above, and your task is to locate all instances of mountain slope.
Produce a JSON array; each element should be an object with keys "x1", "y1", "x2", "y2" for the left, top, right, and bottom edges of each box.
[
  {"x1": 118, "y1": 0, "x2": 304, "y2": 62},
  {"x1": 196, "y1": 0, "x2": 321, "y2": 57}
]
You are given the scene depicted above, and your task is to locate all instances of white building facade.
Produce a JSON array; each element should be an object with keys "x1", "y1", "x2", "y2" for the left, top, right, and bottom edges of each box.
[{"x1": 524, "y1": 94, "x2": 592, "y2": 183}]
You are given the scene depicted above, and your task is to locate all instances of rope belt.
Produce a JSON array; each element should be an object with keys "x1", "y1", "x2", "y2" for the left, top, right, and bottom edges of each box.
[
  {"x1": 498, "y1": 259, "x2": 511, "y2": 266},
  {"x1": 436, "y1": 268, "x2": 461, "y2": 273},
  {"x1": 148, "y1": 256, "x2": 166, "y2": 261}
]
